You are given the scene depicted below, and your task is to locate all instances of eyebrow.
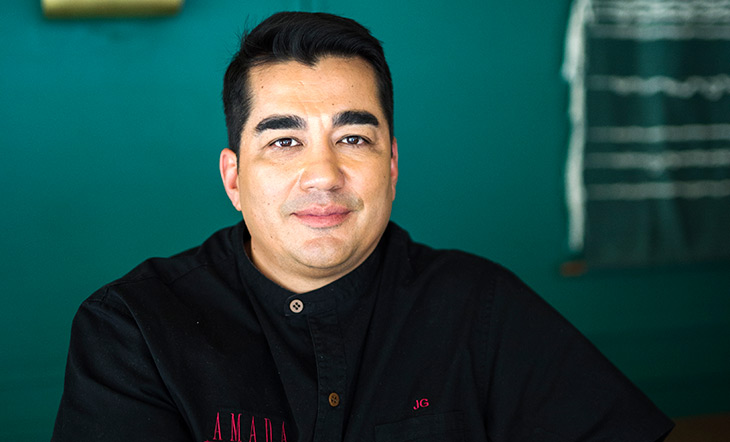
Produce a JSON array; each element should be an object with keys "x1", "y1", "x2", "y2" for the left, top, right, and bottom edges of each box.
[
  {"x1": 254, "y1": 110, "x2": 380, "y2": 135},
  {"x1": 332, "y1": 110, "x2": 380, "y2": 128},
  {"x1": 254, "y1": 115, "x2": 306, "y2": 134}
]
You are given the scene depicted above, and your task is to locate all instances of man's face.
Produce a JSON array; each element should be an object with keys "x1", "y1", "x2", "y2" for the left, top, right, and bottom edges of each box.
[{"x1": 220, "y1": 56, "x2": 398, "y2": 293}]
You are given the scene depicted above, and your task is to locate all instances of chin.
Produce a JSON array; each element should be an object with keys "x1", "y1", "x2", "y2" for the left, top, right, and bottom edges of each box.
[{"x1": 297, "y1": 241, "x2": 351, "y2": 269}]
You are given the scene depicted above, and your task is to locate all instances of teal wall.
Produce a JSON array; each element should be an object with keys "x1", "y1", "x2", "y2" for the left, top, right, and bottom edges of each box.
[{"x1": 1, "y1": 0, "x2": 728, "y2": 439}]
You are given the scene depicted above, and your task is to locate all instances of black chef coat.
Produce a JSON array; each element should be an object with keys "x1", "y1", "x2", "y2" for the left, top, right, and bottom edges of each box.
[{"x1": 52, "y1": 222, "x2": 673, "y2": 441}]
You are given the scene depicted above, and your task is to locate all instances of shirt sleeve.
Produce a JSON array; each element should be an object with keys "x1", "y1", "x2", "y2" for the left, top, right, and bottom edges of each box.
[
  {"x1": 52, "y1": 289, "x2": 193, "y2": 441},
  {"x1": 484, "y1": 271, "x2": 674, "y2": 442}
]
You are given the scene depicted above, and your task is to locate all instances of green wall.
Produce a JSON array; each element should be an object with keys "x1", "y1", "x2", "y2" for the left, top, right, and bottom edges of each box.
[{"x1": 1, "y1": 0, "x2": 728, "y2": 439}]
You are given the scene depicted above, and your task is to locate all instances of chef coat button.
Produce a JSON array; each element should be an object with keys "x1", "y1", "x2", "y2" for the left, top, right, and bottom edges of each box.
[
  {"x1": 328, "y1": 392, "x2": 340, "y2": 407},
  {"x1": 289, "y1": 299, "x2": 304, "y2": 313}
]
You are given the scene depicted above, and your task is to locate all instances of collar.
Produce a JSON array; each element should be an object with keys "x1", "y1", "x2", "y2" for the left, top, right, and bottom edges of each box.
[{"x1": 234, "y1": 222, "x2": 385, "y2": 319}]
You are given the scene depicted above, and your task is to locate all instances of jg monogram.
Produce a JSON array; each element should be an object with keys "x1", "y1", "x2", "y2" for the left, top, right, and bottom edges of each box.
[{"x1": 412, "y1": 398, "x2": 429, "y2": 410}]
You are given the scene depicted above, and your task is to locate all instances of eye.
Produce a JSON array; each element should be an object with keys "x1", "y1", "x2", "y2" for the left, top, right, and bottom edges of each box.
[
  {"x1": 340, "y1": 135, "x2": 370, "y2": 146},
  {"x1": 269, "y1": 138, "x2": 301, "y2": 149}
]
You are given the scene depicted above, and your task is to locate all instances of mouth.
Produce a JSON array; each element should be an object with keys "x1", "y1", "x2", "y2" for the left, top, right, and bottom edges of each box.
[{"x1": 293, "y1": 206, "x2": 352, "y2": 229}]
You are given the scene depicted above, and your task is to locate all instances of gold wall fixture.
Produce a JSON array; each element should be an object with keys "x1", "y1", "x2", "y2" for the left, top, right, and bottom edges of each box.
[{"x1": 42, "y1": 0, "x2": 183, "y2": 18}]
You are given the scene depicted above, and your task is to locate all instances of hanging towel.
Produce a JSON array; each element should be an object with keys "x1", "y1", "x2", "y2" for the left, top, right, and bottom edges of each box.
[{"x1": 563, "y1": 0, "x2": 730, "y2": 267}]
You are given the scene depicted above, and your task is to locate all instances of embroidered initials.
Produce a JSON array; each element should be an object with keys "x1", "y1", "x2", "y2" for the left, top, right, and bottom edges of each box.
[{"x1": 412, "y1": 398, "x2": 429, "y2": 410}]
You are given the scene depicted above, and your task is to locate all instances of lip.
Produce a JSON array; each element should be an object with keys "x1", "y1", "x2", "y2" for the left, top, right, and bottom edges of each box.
[{"x1": 293, "y1": 205, "x2": 352, "y2": 229}]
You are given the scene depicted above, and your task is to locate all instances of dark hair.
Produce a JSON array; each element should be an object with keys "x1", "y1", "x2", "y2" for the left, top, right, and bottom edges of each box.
[{"x1": 222, "y1": 11, "x2": 394, "y2": 154}]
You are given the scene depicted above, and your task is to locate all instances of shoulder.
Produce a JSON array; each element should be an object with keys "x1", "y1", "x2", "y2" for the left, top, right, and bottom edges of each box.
[
  {"x1": 387, "y1": 222, "x2": 528, "y2": 296},
  {"x1": 83, "y1": 223, "x2": 243, "y2": 314},
  {"x1": 381, "y1": 223, "x2": 541, "y2": 328}
]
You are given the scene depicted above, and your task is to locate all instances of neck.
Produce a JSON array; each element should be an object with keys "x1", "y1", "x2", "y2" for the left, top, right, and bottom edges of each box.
[{"x1": 243, "y1": 238, "x2": 354, "y2": 293}]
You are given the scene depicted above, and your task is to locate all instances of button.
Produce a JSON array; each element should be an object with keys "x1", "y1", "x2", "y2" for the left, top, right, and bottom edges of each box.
[
  {"x1": 328, "y1": 392, "x2": 340, "y2": 407},
  {"x1": 289, "y1": 299, "x2": 304, "y2": 313}
]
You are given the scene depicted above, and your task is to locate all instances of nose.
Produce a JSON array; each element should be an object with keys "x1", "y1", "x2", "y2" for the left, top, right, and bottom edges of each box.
[{"x1": 298, "y1": 143, "x2": 344, "y2": 192}]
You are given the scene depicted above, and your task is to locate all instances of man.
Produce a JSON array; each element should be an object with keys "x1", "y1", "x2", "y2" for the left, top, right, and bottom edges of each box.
[{"x1": 53, "y1": 11, "x2": 673, "y2": 442}]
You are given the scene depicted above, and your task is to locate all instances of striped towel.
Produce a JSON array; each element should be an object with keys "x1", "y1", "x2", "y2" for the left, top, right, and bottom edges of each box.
[{"x1": 563, "y1": 0, "x2": 730, "y2": 267}]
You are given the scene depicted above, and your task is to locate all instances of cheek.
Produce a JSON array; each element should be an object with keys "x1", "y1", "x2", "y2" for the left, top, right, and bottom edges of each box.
[
  {"x1": 241, "y1": 167, "x2": 292, "y2": 209},
  {"x1": 363, "y1": 163, "x2": 395, "y2": 194}
]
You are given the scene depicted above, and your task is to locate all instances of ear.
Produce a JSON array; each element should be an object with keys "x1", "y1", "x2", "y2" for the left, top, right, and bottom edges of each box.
[
  {"x1": 220, "y1": 148, "x2": 242, "y2": 211},
  {"x1": 390, "y1": 137, "x2": 399, "y2": 200}
]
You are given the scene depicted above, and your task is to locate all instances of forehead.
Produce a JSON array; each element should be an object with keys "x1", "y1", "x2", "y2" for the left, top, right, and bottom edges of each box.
[{"x1": 244, "y1": 56, "x2": 383, "y2": 125}]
